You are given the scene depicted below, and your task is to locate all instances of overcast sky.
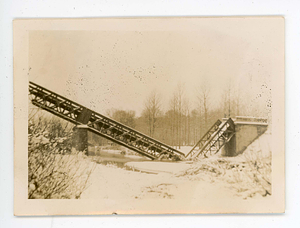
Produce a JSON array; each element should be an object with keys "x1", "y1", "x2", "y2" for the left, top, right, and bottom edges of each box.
[{"x1": 29, "y1": 17, "x2": 284, "y2": 117}]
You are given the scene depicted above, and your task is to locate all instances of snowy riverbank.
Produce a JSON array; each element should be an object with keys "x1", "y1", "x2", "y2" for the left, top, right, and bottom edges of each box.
[{"x1": 80, "y1": 132, "x2": 272, "y2": 213}]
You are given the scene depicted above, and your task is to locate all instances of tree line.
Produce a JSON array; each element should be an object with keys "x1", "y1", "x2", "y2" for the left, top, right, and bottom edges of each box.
[{"x1": 106, "y1": 81, "x2": 271, "y2": 149}]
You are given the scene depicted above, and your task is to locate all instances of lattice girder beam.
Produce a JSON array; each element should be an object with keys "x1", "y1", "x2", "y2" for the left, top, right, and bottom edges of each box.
[
  {"x1": 186, "y1": 119, "x2": 222, "y2": 159},
  {"x1": 194, "y1": 118, "x2": 235, "y2": 158},
  {"x1": 29, "y1": 81, "x2": 185, "y2": 160}
]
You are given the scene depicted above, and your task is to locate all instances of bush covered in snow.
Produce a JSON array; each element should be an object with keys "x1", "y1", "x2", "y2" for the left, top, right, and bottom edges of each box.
[
  {"x1": 28, "y1": 115, "x2": 96, "y2": 199},
  {"x1": 177, "y1": 147, "x2": 272, "y2": 199}
]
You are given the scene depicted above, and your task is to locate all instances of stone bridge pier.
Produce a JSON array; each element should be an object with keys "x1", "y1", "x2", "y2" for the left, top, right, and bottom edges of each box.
[
  {"x1": 72, "y1": 125, "x2": 105, "y2": 156},
  {"x1": 222, "y1": 116, "x2": 269, "y2": 156},
  {"x1": 71, "y1": 108, "x2": 104, "y2": 155}
]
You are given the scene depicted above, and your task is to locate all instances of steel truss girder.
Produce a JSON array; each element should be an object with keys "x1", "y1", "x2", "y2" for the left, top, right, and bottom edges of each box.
[
  {"x1": 193, "y1": 118, "x2": 235, "y2": 158},
  {"x1": 29, "y1": 81, "x2": 185, "y2": 160},
  {"x1": 186, "y1": 118, "x2": 235, "y2": 159},
  {"x1": 186, "y1": 119, "x2": 222, "y2": 159}
]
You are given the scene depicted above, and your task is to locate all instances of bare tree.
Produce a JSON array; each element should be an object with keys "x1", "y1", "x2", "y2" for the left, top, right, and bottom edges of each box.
[
  {"x1": 220, "y1": 79, "x2": 234, "y2": 118},
  {"x1": 197, "y1": 81, "x2": 211, "y2": 130},
  {"x1": 220, "y1": 79, "x2": 249, "y2": 118},
  {"x1": 142, "y1": 90, "x2": 162, "y2": 138},
  {"x1": 167, "y1": 94, "x2": 178, "y2": 146},
  {"x1": 190, "y1": 109, "x2": 199, "y2": 145},
  {"x1": 195, "y1": 90, "x2": 204, "y2": 139},
  {"x1": 235, "y1": 87, "x2": 241, "y2": 117},
  {"x1": 182, "y1": 97, "x2": 191, "y2": 146},
  {"x1": 174, "y1": 82, "x2": 185, "y2": 149},
  {"x1": 108, "y1": 109, "x2": 136, "y2": 128}
]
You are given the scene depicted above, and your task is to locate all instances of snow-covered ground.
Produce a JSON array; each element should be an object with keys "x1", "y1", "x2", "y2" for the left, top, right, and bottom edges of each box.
[
  {"x1": 174, "y1": 146, "x2": 193, "y2": 156},
  {"x1": 80, "y1": 132, "x2": 272, "y2": 213}
]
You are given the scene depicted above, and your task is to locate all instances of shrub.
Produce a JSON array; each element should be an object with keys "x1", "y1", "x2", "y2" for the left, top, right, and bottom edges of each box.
[{"x1": 28, "y1": 114, "x2": 96, "y2": 199}]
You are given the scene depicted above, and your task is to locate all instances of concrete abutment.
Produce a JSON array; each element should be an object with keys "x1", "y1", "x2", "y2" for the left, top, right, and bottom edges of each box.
[{"x1": 222, "y1": 116, "x2": 268, "y2": 156}]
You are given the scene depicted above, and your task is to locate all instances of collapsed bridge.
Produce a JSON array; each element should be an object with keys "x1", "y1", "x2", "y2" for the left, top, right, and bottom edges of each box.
[
  {"x1": 29, "y1": 81, "x2": 265, "y2": 161},
  {"x1": 29, "y1": 81, "x2": 185, "y2": 160}
]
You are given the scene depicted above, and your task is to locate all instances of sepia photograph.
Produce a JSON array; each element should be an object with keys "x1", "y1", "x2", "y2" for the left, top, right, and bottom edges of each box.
[{"x1": 13, "y1": 17, "x2": 285, "y2": 215}]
